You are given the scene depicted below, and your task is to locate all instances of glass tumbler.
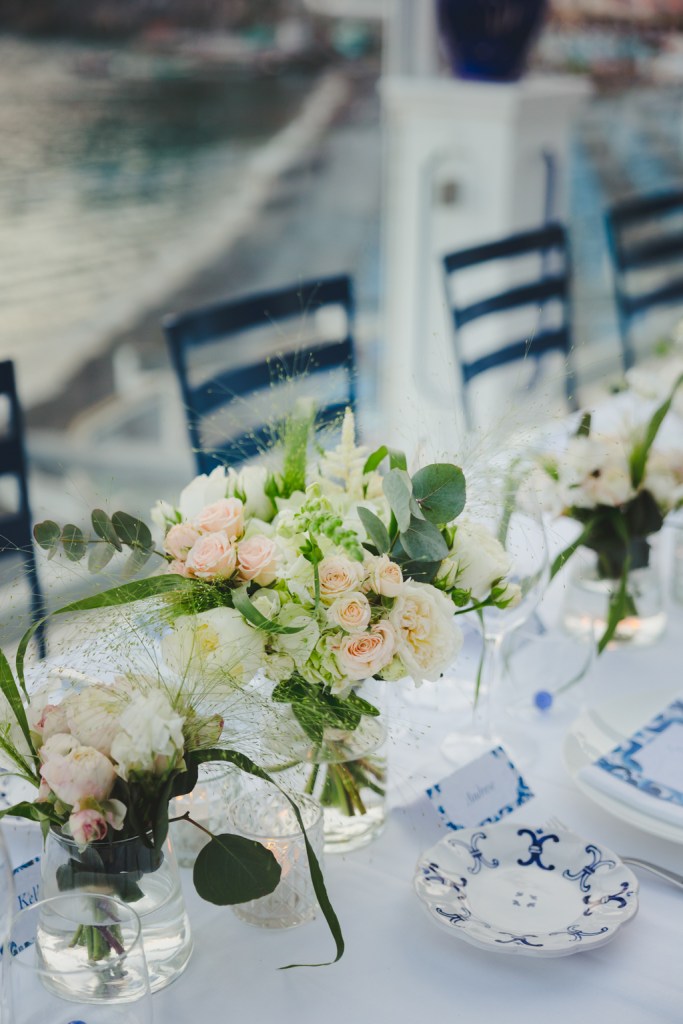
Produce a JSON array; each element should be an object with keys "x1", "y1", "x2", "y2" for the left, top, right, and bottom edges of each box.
[{"x1": 4, "y1": 892, "x2": 152, "y2": 1024}]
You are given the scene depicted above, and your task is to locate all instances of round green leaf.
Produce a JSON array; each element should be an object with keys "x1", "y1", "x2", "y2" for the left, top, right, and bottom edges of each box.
[
  {"x1": 61, "y1": 524, "x2": 87, "y2": 561},
  {"x1": 88, "y1": 543, "x2": 116, "y2": 573},
  {"x1": 92, "y1": 509, "x2": 122, "y2": 551},
  {"x1": 400, "y1": 516, "x2": 449, "y2": 562},
  {"x1": 193, "y1": 833, "x2": 281, "y2": 905},
  {"x1": 111, "y1": 511, "x2": 153, "y2": 552},
  {"x1": 412, "y1": 464, "x2": 466, "y2": 525},
  {"x1": 33, "y1": 520, "x2": 61, "y2": 551}
]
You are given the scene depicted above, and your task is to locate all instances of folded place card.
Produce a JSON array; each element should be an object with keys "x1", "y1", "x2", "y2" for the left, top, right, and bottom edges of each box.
[
  {"x1": 578, "y1": 696, "x2": 683, "y2": 827},
  {"x1": 425, "y1": 746, "x2": 534, "y2": 831},
  {"x1": 1, "y1": 856, "x2": 41, "y2": 956}
]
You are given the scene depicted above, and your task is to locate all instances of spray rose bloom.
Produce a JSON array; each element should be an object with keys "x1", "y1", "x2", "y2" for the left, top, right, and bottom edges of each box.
[
  {"x1": 390, "y1": 582, "x2": 462, "y2": 682},
  {"x1": 318, "y1": 556, "x2": 364, "y2": 605},
  {"x1": 186, "y1": 532, "x2": 237, "y2": 580},
  {"x1": 237, "y1": 535, "x2": 279, "y2": 585},
  {"x1": 336, "y1": 620, "x2": 397, "y2": 680},
  {"x1": 194, "y1": 497, "x2": 244, "y2": 539},
  {"x1": 41, "y1": 746, "x2": 117, "y2": 806},
  {"x1": 364, "y1": 554, "x2": 403, "y2": 598},
  {"x1": 164, "y1": 522, "x2": 200, "y2": 561},
  {"x1": 68, "y1": 799, "x2": 127, "y2": 848},
  {"x1": 328, "y1": 592, "x2": 372, "y2": 633}
]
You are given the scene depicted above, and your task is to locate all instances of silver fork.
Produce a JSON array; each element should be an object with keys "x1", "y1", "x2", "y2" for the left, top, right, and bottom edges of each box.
[{"x1": 543, "y1": 816, "x2": 683, "y2": 892}]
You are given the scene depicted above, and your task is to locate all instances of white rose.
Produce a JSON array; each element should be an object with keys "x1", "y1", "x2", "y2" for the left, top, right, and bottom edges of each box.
[
  {"x1": 364, "y1": 554, "x2": 403, "y2": 598},
  {"x1": 251, "y1": 588, "x2": 281, "y2": 620},
  {"x1": 194, "y1": 497, "x2": 244, "y2": 539},
  {"x1": 237, "y1": 535, "x2": 279, "y2": 585},
  {"x1": 327, "y1": 592, "x2": 371, "y2": 633},
  {"x1": 272, "y1": 606, "x2": 320, "y2": 669},
  {"x1": 111, "y1": 689, "x2": 185, "y2": 781},
  {"x1": 178, "y1": 467, "x2": 229, "y2": 520},
  {"x1": 186, "y1": 532, "x2": 237, "y2": 580},
  {"x1": 161, "y1": 607, "x2": 265, "y2": 687},
  {"x1": 335, "y1": 620, "x2": 397, "y2": 681},
  {"x1": 389, "y1": 582, "x2": 462, "y2": 683},
  {"x1": 440, "y1": 518, "x2": 512, "y2": 600},
  {"x1": 318, "y1": 556, "x2": 364, "y2": 605},
  {"x1": 151, "y1": 499, "x2": 176, "y2": 533},
  {"x1": 228, "y1": 465, "x2": 275, "y2": 521},
  {"x1": 164, "y1": 522, "x2": 200, "y2": 560},
  {"x1": 41, "y1": 746, "x2": 116, "y2": 806},
  {"x1": 563, "y1": 436, "x2": 634, "y2": 508}
]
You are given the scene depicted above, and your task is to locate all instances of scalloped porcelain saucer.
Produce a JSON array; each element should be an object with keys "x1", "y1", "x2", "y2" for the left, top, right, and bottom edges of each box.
[{"x1": 414, "y1": 823, "x2": 638, "y2": 957}]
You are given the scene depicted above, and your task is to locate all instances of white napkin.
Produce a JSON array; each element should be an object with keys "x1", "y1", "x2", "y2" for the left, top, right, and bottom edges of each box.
[{"x1": 578, "y1": 699, "x2": 683, "y2": 829}]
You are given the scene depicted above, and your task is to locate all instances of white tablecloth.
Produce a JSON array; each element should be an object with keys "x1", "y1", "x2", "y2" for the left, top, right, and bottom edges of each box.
[{"x1": 151, "y1": 593, "x2": 683, "y2": 1024}]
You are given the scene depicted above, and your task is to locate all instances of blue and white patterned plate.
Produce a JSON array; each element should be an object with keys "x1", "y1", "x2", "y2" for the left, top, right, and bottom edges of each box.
[{"x1": 414, "y1": 823, "x2": 639, "y2": 957}]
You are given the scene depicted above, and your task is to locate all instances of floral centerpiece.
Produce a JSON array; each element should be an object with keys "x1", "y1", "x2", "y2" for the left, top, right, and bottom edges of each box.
[
  {"x1": 0, "y1": 645, "x2": 343, "y2": 973},
  {"x1": 535, "y1": 375, "x2": 683, "y2": 650},
  {"x1": 33, "y1": 408, "x2": 518, "y2": 846}
]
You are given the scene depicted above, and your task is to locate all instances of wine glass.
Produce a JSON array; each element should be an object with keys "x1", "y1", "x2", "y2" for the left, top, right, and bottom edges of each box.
[
  {"x1": 4, "y1": 893, "x2": 152, "y2": 1024},
  {"x1": 441, "y1": 458, "x2": 550, "y2": 764}
]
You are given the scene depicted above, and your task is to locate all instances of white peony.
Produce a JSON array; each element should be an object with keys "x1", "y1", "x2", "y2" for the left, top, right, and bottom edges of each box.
[
  {"x1": 389, "y1": 582, "x2": 462, "y2": 683},
  {"x1": 110, "y1": 689, "x2": 185, "y2": 781},
  {"x1": 41, "y1": 746, "x2": 117, "y2": 805},
  {"x1": 562, "y1": 436, "x2": 634, "y2": 509},
  {"x1": 161, "y1": 607, "x2": 265, "y2": 687},
  {"x1": 439, "y1": 518, "x2": 512, "y2": 600},
  {"x1": 65, "y1": 685, "x2": 124, "y2": 757}
]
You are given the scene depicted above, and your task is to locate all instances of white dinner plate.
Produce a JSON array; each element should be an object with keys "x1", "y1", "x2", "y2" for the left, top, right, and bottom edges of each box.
[
  {"x1": 564, "y1": 687, "x2": 683, "y2": 845},
  {"x1": 414, "y1": 823, "x2": 638, "y2": 957}
]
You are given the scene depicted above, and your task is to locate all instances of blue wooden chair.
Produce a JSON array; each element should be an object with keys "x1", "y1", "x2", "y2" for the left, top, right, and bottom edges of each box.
[
  {"x1": 605, "y1": 189, "x2": 683, "y2": 370},
  {"x1": 442, "y1": 223, "x2": 578, "y2": 429},
  {"x1": 0, "y1": 361, "x2": 46, "y2": 658},
  {"x1": 164, "y1": 276, "x2": 356, "y2": 474}
]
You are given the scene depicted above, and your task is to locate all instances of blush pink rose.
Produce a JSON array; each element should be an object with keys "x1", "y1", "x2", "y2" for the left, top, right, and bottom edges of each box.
[
  {"x1": 328, "y1": 592, "x2": 371, "y2": 633},
  {"x1": 194, "y1": 498, "x2": 244, "y2": 539},
  {"x1": 364, "y1": 555, "x2": 403, "y2": 598},
  {"x1": 41, "y1": 746, "x2": 116, "y2": 806},
  {"x1": 185, "y1": 533, "x2": 237, "y2": 579},
  {"x1": 318, "y1": 556, "x2": 364, "y2": 605},
  {"x1": 164, "y1": 522, "x2": 200, "y2": 560},
  {"x1": 336, "y1": 620, "x2": 397, "y2": 681},
  {"x1": 69, "y1": 808, "x2": 108, "y2": 846},
  {"x1": 237, "y1": 535, "x2": 279, "y2": 585},
  {"x1": 167, "y1": 559, "x2": 192, "y2": 578}
]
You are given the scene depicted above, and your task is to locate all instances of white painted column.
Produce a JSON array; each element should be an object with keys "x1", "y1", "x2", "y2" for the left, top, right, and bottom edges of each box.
[{"x1": 379, "y1": 74, "x2": 591, "y2": 457}]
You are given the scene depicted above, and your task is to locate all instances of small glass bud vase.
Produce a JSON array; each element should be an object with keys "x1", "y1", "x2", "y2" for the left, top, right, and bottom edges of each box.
[
  {"x1": 229, "y1": 791, "x2": 323, "y2": 929},
  {"x1": 562, "y1": 541, "x2": 666, "y2": 647},
  {"x1": 170, "y1": 763, "x2": 238, "y2": 868},
  {"x1": 41, "y1": 829, "x2": 192, "y2": 993}
]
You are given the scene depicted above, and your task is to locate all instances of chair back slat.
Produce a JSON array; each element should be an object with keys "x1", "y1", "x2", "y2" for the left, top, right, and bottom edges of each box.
[
  {"x1": 454, "y1": 275, "x2": 567, "y2": 329},
  {"x1": 0, "y1": 360, "x2": 47, "y2": 656},
  {"x1": 605, "y1": 190, "x2": 683, "y2": 370},
  {"x1": 442, "y1": 223, "x2": 577, "y2": 428},
  {"x1": 165, "y1": 276, "x2": 356, "y2": 473}
]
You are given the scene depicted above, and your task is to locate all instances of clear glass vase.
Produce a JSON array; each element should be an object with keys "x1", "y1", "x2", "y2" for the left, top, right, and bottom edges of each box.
[
  {"x1": 273, "y1": 713, "x2": 388, "y2": 854},
  {"x1": 41, "y1": 829, "x2": 193, "y2": 993},
  {"x1": 562, "y1": 545, "x2": 666, "y2": 647}
]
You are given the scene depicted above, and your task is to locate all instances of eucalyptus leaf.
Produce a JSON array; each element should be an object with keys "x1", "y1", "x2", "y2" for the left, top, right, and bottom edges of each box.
[
  {"x1": 400, "y1": 517, "x2": 449, "y2": 562},
  {"x1": 91, "y1": 509, "x2": 123, "y2": 551},
  {"x1": 400, "y1": 558, "x2": 442, "y2": 584},
  {"x1": 412, "y1": 464, "x2": 466, "y2": 525},
  {"x1": 88, "y1": 543, "x2": 116, "y2": 573},
  {"x1": 193, "y1": 833, "x2": 281, "y2": 905},
  {"x1": 122, "y1": 547, "x2": 154, "y2": 578},
  {"x1": 33, "y1": 520, "x2": 60, "y2": 552},
  {"x1": 111, "y1": 511, "x2": 153, "y2": 552},
  {"x1": 383, "y1": 469, "x2": 413, "y2": 533},
  {"x1": 357, "y1": 507, "x2": 390, "y2": 554},
  {"x1": 61, "y1": 525, "x2": 87, "y2": 562},
  {"x1": 389, "y1": 449, "x2": 407, "y2": 471}
]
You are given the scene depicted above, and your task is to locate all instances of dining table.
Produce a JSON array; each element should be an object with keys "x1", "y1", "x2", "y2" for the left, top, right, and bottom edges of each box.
[{"x1": 7, "y1": 389, "x2": 683, "y2": 1024}]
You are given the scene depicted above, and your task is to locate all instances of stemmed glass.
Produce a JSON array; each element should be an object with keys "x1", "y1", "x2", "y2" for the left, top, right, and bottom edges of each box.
[
  {"x1": 4, "y1": 893, "x2": 152, "y2": 1024},
  {"x1": 441, "y1": 459, "x2": 549, "y2": 764}
]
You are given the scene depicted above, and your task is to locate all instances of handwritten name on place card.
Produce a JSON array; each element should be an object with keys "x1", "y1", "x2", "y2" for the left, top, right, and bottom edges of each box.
[{"x1": 426, "y1": 746, "x2": 534, "y2": 830}]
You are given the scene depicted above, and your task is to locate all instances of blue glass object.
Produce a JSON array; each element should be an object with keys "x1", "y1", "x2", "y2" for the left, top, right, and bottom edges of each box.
[
  {"x1": 534, "y1": 690, "x2": 553, "y2": 711},
  {"x1": 436, "y1": 0, "x2": 548, "y2": 82}
]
